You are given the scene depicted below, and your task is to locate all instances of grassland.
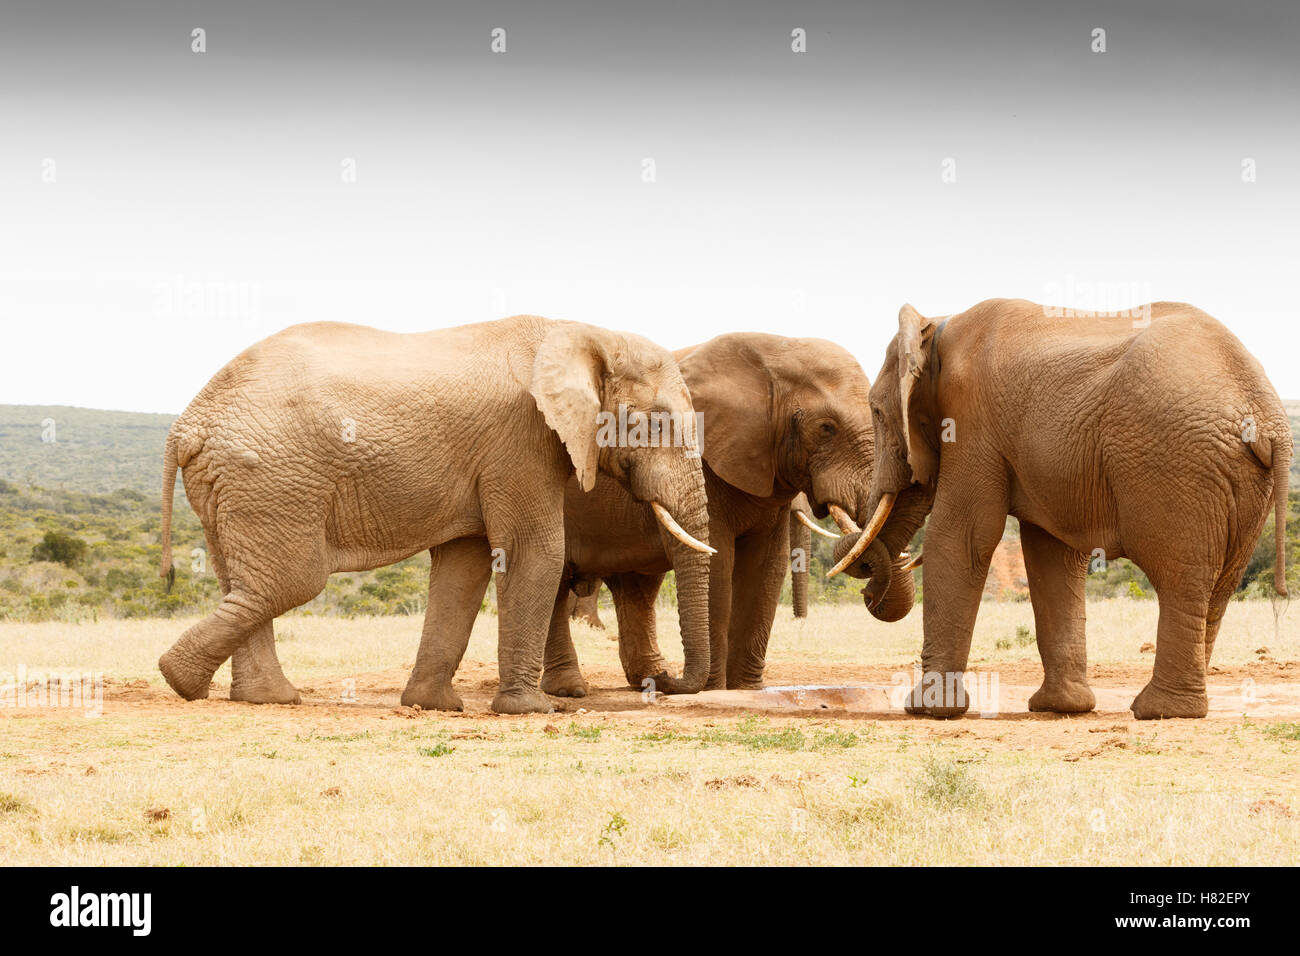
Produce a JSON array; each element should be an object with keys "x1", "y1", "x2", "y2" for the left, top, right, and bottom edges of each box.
[{"x1": 1, "y1": 601, "x2": 1297, "y2": 866}]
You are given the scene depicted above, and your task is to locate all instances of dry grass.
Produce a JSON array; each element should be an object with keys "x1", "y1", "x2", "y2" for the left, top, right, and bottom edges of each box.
[{"x1": 0, "y1": 598, "x2": 1297, "y2": 865}]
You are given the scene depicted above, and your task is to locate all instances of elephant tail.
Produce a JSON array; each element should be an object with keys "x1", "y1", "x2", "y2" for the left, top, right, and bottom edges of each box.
[
  {"x1": 160, "y1": 430, "x2": 179, "y2": 593},
  {"x1": 1273, "y1": 435, "x2": 1291, "y2": 598}
]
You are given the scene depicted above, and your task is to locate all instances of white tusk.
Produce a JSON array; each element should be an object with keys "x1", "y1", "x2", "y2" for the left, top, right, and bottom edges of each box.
[
  {"x1": 902, "y1": 552, "x2": 922, "y2": 572},
  {"x1": 827, "y1": 493, "x2": 896, "y2": 577},
  {"x1": 652, "y1": 502, "x2": 717, "y2": 555},
  {"x1": 827, "y1": 504, "x2": 861, "y2": 535},
  {"x1": 795, "y1": 510, "x2": 840, "y2": 539}
]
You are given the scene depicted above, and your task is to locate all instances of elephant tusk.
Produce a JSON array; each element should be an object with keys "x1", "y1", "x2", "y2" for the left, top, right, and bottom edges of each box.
[
  {"x1": 795, "y1": 510, "x2": 840, "y2": 539},
  {"x1": 827, "y1": 504, "x2": 861, "y2": 535},
  {"x1": 652, "y1": 502, "x2": 717, "y2": 555},
  {"x1": 826, "y1": 493, "x2": 896, "y2": 577},
  {"x1": 902, "y1": 552, "x2": 922, "y2": 572}
]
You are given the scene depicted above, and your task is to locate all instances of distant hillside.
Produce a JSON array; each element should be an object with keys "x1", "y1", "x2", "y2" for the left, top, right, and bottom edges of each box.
[
  {"x1": 0, "y1": 401, "x2": 1294, "y2": 621},
  {"x1": 3, "y1": 402, "x2": 1296, "y2": 497},
  {"x1": 0, "y1": 405, "x2": 175, "y2": 496}
]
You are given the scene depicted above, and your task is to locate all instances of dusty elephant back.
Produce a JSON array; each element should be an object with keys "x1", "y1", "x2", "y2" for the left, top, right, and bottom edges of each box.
[
  {"x1": 168, "y1": 315, "x2": 567, "y2": 565},
  {"x1": 945, "y1": 298, "x2": 1290, "y2": 564}
]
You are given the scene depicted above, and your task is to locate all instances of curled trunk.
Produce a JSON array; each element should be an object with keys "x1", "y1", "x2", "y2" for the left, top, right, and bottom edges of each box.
[{"x1": 831, "y1": 486, "x2": 932, "y2": 622}]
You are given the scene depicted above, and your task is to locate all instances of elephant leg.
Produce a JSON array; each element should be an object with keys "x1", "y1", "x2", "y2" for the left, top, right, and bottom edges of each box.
[
  {"x1": 1131, "y1": 587, "x2": 1210, "y2": 719},
  {"x1": 1020, "y1": 522, "x2": 1094, "y2": 714},
  {"x1": 229, "y1": 622, "x2": 301, "y2": 704},
  {"x1": 158, "y1": 523, "x2": 323, "y2": 702},
  {"x1": 1203, "y1": 536, "x2": 1258, "y2": 668},
  {"x1": 704, "y1": 532, "x2": 737, "y2": 691},
  {"x1": 158, "y1": 588, "x2": 301, "y2": 701},
  {"x1": 605, "y1": 572, "x2": 667, "y2": 689},
  {"x1": 194, "y1": 527, "x2": 302, "y2": 705},
  {"x1": 402, "y1": 538, "x2": 493, "y2": 712},
  {"x1": 725, "y1": 517, "x2": 790, "y2": 689},
  {"x1": 486, "y1": 521, "x2": 564, "y2": 715},
  {"x1": 541, "y1": 586, "x2": 589, "y2": 698},
  {"x1": 904, "y1": 485, "x2": 1007, "y2": 718}
]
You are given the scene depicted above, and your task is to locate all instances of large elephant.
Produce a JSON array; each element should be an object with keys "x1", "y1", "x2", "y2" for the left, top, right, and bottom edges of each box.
[
  {"x1": 831, "y1": 298, "x2": 1291, "y2": 719},
  {"x1": 538, "y1": 332, "x2": 916, "y2": 696},
  {"x1": 156, "y1": 315, "x2": 713, "y2": 714}
]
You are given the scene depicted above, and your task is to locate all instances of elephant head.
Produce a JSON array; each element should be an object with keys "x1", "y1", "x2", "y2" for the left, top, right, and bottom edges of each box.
[
  {"x1": 531, "y1": 322, "x2": 714, "y2": 693},
  {"x1": 827, "y1": 305, "x2": 939, "y2": 605},
  {"x1": 678, "y1": 332, "x2": 916, "y2": 621}
]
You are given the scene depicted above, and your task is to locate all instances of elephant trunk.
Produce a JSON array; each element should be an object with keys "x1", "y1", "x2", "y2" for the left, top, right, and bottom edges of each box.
[
  {"x1": 646, "y1": 471, "x2": 712, "y2": 695},
  {"x1": 831, "y1": 486, "x2": 932, "y2": 622},
  {"x1": 789, "y1": 507, "x2": 812, "y2": 618},
  {"x1": 865, "y1": 549, "x2": 916, "y2": 622}
]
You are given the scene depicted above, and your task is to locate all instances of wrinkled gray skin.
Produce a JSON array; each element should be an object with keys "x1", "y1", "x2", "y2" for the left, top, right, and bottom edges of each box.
[
  {"x1": 845, "y1": 298, "x2": 1290, "y2": 720},
  {"x1": 157, "y1": 316, "x2": 712, "y2": 714}
]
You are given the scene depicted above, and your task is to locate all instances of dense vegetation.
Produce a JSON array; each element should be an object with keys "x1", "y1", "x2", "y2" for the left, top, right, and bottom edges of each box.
[{"x1": 0, "y1": 404, "x2": 1295, "y2": 621}]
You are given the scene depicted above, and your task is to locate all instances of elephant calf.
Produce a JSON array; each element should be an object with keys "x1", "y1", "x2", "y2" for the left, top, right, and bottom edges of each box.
[
  {"x1": 832, "y1": 298, "x2": 1291, "y2": 719},
  {"x1": 157, "y1": 315, "x2": 713, "y2": 713}
]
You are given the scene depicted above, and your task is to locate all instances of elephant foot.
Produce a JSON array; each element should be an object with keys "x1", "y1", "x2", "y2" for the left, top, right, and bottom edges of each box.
[
  {"x1": 902, "y1": 675, "x2": 970, "y2": 719},
  {"x1": 229, "y1": 657, "x2": 301, "y2": 703},
  {"x1": 646, "y1": 670, "x2": 707, "y2": 696},
  {"x1": 401, "y1": 680, "x2": 463, "y2": 712},
  {"x1": 230, "y1": 676, "x2": 301, "y2": 705},
  {"x1": 491, "y1": 687, "x2": 555, "y2": 715},
  {"x1": 540, "y1": 667, "x2": 589, "y2": 698},
  {"x1": 1028, "y1": 680, "x2": 1095, "y2": 715},
  {"x1": 726, "y1": 676, "x2": 765, "y2": 691},
  {"x1": 622, "y1": 658, "x2": 667, "y2": 690},
  {"x1": 157, "y1": 645, "x2": 218, "y2": 701},
  {"x1": 1131, "y1": 681, "x2": 1208, "y2": 720}
]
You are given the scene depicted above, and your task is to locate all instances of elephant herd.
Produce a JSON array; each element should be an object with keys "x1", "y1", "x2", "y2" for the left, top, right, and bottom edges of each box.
[{"x1": 157, "y1": 298, "x2": 1291, "y2": 720}]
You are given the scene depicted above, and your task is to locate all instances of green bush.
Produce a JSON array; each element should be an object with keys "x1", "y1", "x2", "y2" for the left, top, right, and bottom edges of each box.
[{"x1": 31, "y1": 530, "x2": 87, "y2": 567}]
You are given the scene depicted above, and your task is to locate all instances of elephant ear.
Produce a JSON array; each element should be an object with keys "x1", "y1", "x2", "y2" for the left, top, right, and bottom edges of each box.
[
  {"x1": 678, "y1": 338, "x2": 776, "y2": 497},
  {"x1": 897, "y1": 303, "x2": 940, "y2": 487},
  {"x1": 529, "y1": 324, "x2": 608, "y2": 492}
]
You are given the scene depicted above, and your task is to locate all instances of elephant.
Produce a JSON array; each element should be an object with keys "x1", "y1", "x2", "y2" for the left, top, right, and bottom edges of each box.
[
  {"x1": 830, "y1": 298, "x2": 1291, "y2": 720},
  {"x1": 156, "y1": 315, "x2": 714, "y2": 714},
  {"x1": 533, "y1": 332, "x2": 916, "y2": 697}
]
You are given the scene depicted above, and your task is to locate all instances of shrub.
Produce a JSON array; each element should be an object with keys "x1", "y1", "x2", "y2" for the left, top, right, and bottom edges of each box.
[{"x1": 31, "y1": 530, "x2": 87, "y2": 567}]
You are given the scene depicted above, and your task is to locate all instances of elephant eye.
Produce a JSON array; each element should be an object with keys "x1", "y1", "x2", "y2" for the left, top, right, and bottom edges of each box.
[{"x1": 820, "y1": 422, "x2": 837, "y2": 438}]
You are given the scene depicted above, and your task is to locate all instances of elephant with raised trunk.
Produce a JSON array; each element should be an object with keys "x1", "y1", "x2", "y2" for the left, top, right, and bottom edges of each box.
[
  {"x1": 157, "y1": 315, "x2": 713, "y2": 714},
  {"x1": 831, "y1": 298, "x2": 1291, "y2": 720},
  {"x1": 538, "y1": 332, "x2": 916, "y2": 697}
]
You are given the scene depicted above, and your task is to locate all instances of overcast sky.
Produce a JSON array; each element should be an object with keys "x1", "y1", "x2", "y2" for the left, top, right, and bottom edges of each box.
[{"x1": 2, "y1": 0, "x2": 1297, "y2": 412}]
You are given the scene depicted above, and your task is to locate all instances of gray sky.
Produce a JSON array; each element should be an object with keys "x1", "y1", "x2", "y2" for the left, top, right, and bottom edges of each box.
[{"x1": 2, "y1": 0, "x2": 1297, "y2": 411}]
